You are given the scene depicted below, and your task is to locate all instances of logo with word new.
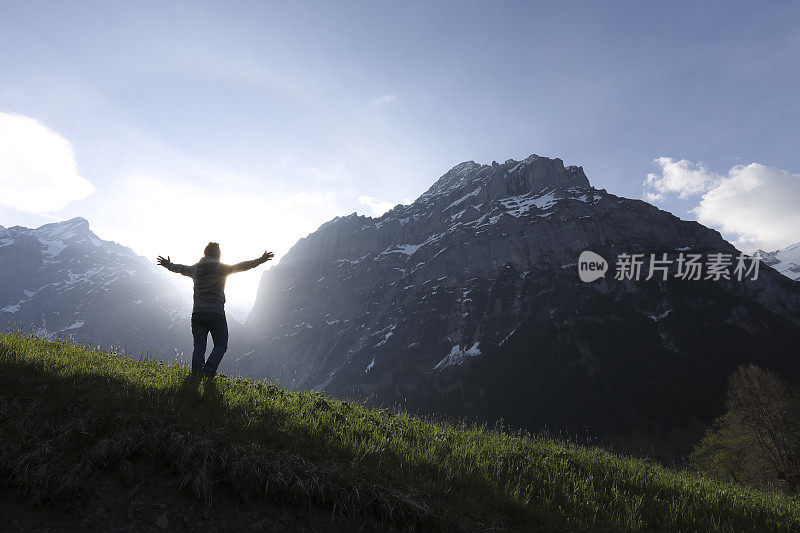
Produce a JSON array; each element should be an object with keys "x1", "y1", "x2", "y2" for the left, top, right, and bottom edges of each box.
[
  {"x1": 577, "y1": 250, "x2": 761, "y2": 282},
  {"x1": 578, "y1": 251, "x2": 608, "y2": 282}
]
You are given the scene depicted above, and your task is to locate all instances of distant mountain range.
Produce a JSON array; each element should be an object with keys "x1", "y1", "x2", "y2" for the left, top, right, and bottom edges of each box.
[
  {"x1": 233, "y1": 154, "x2": 800, "y2": 453},
  {"x1": 0, "y1": 217, "x2": 190, "y2": 356}
]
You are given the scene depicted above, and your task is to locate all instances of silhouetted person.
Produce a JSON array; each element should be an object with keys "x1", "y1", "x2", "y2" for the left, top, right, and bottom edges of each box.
[{"x1": 157, "y1": 242, "x2": 273, "y2": 378}]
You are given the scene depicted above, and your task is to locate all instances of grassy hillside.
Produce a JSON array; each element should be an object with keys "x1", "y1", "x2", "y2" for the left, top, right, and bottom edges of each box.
[{"x1": 1, "y1": 333, "x2": 798, "y2": 531}]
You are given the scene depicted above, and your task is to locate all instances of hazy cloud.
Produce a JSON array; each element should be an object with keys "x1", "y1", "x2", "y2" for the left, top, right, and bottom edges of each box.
[
  {"x1": 80, "y1": 168, "x2": 345, "y2": 310},
  {"x1": 0, "y1": 112, "x2": 94, "y2": 213},
  {"x1": 357, "y1": 194, "x2": 411, "y2": 216},
  {"x1": 371, "y1": 94, "x2": 397, "y2": 106},
  {"x1": 643, "y1": 157, "x2": 800, "y2": 253}
]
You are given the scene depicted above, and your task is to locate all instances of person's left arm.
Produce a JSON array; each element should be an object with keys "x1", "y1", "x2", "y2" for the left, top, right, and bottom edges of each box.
[{"x1": 225, "y1": 251, "x2": 274, "y2": 274}]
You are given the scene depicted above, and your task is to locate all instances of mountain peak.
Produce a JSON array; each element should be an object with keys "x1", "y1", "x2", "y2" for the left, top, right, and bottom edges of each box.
[
  {"x1": 499, "y1": 154, "x2": 590, "y2": 193},
  {"x1": 34, "y1": 216, "x2": 89, "y2": 231},
  {"x1": 32, "y1": 216, "x2": 94, "y2": 241},
  {"x1": 66, "y1": 216, "x2": 89, "y2": 225},
  {"x1": 59, "y1": 216, "x2": 90, "y2": 229},
  {"x1": 19, "y1": 217, "x2": 109, "y2": 257},
  {"x1": 419, "y1": 154, "x2": 591, "y2": 204}
]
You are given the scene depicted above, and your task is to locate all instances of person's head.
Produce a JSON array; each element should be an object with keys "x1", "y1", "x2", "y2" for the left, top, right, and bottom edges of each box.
[{"x1": 204, "y1": 242, "x2": 221, "y2": 260}]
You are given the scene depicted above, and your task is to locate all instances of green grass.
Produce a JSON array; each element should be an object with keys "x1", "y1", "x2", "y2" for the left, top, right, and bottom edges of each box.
[{"x1": 1, "y1": 333, "x2": 798, "y2": 531}]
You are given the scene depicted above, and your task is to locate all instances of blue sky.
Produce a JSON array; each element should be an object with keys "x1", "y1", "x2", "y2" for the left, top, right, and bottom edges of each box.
[{"x1": 1, "y1": 1, "x2": 798, "y2": 308}]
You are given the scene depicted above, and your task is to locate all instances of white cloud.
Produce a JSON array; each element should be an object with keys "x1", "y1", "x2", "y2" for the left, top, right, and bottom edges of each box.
[
  {"x1": 643, "y1": 157, "x2": 800, "y2": 253},
  {"x1": 643, "y1": 157, "x2": 719, "y2": 199},
  {"x1": 0, "y1": 112, "x2": 94, "y2": 213},
  {"x1": 371, "y1": 94, "x2": 397, "y2": 106},
  {"x1": 694, "y1": 164, "x2": 800, "y2": 253},
  {"x1": 357, "y1": 195, "x2": 411, "y2": 216}
]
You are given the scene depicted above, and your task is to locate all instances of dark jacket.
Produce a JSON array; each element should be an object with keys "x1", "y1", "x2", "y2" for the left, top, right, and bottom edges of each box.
[{"x1": 165, "y1": 256, "x2": 264, "y2": 314}]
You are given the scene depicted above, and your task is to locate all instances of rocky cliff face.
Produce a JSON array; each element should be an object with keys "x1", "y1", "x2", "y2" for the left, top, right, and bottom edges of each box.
[
  {"x1": 0, "y1": 217, "x2": 190, "y2": 356},
  {"x1": 236, "y1": 155, "x2": 800, "y2": 447}
]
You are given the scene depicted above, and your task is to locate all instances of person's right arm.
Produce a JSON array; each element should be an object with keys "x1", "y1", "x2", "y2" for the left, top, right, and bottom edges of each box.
[{"x1": 157, "y1": 255, "x2": 194, "y2": 277}]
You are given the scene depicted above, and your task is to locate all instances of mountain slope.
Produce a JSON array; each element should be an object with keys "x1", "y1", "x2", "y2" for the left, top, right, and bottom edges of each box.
[
  {"x1": 0, "y1": 217, "x2": 190, "y2": 356},
  {"x1": 236, "y1": 154, "x2": 800, "y2": 449},
  {"x1": 3, "y1": 332, "x2": 799, "y2": 531}
]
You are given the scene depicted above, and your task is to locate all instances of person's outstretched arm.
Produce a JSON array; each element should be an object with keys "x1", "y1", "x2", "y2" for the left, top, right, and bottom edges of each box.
[
  {"x1": 157, "y1": 255, "x2": 194, "y2": 277},
  {"x1": 226, "y1": 251, "x2": 274, "y2": 274}
]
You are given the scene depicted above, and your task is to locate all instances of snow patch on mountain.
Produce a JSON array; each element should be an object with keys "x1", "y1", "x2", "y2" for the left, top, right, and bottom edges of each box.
[
  {"x1": 381, "y1": 243, "x2": 422, "y2": 257},
  {"x1": 446, "y1": 188, "x2": 481, "y2": 211},
  {"x1": 499, "y1": 190, "x2": 558, "y2": 217},
  {"x1": 434, "y1": 342, "x2": 481, "y2": 369},
  {"x1": 375, "y1": 325, "x2": 396, "y2": 347},
  {"x1": 58, "y1": 321, "x2": 85, "y2": 332}
]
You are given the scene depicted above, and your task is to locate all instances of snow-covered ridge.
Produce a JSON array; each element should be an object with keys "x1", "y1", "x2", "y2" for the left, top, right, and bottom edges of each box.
[
  {"x1": 2, "y1": 216, "x2": 134, "y2": 263},
  {"x1": 755, "y1": 241, "x2": 800, "y2": 281}
]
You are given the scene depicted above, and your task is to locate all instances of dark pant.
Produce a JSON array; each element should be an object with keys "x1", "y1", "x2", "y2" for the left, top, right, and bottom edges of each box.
[{"x1": 191, "y1": 312, "x2": 228, "y2": 376}]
